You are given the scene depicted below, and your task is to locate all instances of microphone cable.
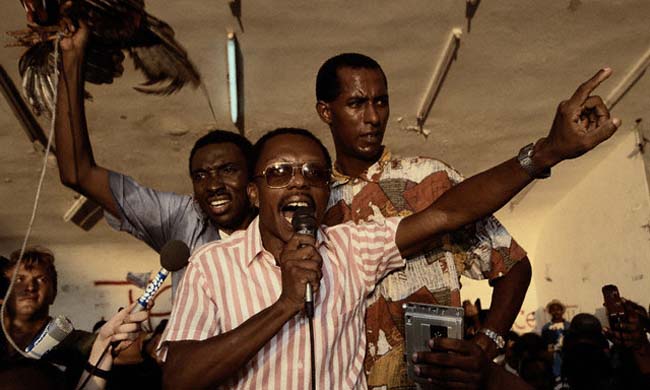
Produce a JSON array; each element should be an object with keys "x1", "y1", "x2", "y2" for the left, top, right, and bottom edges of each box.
[
  {"x1": 77, "y1": 340, "x2": 112, "y2": 390},
  {"x1": 308, "y1": 315, "x2": 316, "y2": 390}
]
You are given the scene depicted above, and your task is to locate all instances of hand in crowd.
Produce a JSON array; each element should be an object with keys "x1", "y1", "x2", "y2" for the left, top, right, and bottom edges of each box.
[
  {"x1": 536, "y1": 68, "x2": 621, "y2": 170},
  {"x1": 412, "y1": 337, "x2": 490, "y2": 389},
  {"x1": 94, "y1": 302, "x2": 149, "y2": 357},
  {"x1": 58, "y1": 2, "x2": 90, "y2": 55},
  {"x1": 606, "y1": 299, "x2": 650, "y2": 351},
  {"x1": 277, "y1": 233, "x2": 323, "y2": 314}
]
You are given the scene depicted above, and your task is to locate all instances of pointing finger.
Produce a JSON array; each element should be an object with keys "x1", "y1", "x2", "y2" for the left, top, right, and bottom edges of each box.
[{"x1": 569, "y1": 68, "x2": 612, "y2": 107}]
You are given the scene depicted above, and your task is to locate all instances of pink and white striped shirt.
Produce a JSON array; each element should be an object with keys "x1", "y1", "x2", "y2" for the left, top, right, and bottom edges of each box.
[{"x1": 160, "y1": 216, "x2": 405, "y2": 389}]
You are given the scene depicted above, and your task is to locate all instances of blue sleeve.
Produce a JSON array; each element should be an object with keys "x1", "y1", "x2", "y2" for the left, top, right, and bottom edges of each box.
[{"x1": 106, "y1": 171, "x2": 195, "y2": 252}]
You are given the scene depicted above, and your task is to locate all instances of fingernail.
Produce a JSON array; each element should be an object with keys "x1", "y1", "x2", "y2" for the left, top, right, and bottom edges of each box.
[
  {"x1": 414, "y1": 366, "x2": 421, "y2": 375},
  {"x1": 613, "y1": 118, "x2": 621, "y2": 126},
  {"x1": 602, "y1": 67, "x2": 611, "y2": 72},
  {"x1": 412, "y1": 353, "x2": 418, "y2": 362},
  {"x1": 428, "y1": 338, "x2": 435, "y2": 348}
]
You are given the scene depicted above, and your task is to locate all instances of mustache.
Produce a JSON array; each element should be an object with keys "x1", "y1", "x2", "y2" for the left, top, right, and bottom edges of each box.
[{"x1": 206, "y1": 188, "x2": 231, "y2": 196}]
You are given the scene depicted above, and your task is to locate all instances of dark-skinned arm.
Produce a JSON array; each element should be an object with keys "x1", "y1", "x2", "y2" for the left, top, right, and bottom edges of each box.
[
  {"x1": 55, "y1": 19, "x2": 119, "y2": 217},
  {"x1": 163, "y1": 234, "x2": 322, "y2": 388},
  {"x1": 163, "y1": 300, "x2": 298, "y2": 389},
  {"x1": 475, "y1": 257, "x2": 532, "y2": 358},
  {"x1": 396, "y1": 68, "x2": 620, "y2": 259}
]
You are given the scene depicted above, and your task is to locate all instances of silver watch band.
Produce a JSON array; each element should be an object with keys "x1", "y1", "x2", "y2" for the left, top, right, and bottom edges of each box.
[
  {"x1": 517, "y1": 142, "x2": 551, "y2": 179},
  {"x1": 478, "y1": 328, "x2": 505, "y2": 350}
]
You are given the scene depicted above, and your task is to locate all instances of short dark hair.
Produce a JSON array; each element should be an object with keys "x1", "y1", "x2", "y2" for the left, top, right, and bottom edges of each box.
[
  {"x1": 188, "y1": 129, "x2": 254, "y2": 176},
  {"x1": 252, "y1": 128, "x2": 332, "y2": 174},
  {"x1": 7, "y1": 247, "x2": 57, "y2": 296},
  {"x1": 316, "y1": 53, "x2": 387, "y2": 102}
]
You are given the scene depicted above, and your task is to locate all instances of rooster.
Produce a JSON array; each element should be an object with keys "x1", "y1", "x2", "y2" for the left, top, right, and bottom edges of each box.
[{"x1": 8, "y1": 0, "x2": 201, "y2": 117}]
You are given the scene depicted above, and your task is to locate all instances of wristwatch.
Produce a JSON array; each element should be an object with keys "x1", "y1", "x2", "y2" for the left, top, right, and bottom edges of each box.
[
  {"x1": 478, "y1": 328, "x2": 505, "y2": 350},
  {"x1": 517, "y1": 142, "x2": 551, "y2": 179}
]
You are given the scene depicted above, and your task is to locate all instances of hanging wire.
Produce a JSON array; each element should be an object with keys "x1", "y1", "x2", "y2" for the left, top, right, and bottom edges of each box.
[{"x1": 1, "y1": 33, "x2": 62, "y2": 359}]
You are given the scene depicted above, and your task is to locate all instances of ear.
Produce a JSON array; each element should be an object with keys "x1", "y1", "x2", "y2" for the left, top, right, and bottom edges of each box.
[
  {"x1": 316, "y1": 101, "x2": 332, "y2": 125},
  {"x1": 247, "y1": 182, "x2": 260, "y2": 208}
]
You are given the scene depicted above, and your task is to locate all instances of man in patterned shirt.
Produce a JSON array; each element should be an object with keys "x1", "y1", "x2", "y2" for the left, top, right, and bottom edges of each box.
[{"x1": 314, "y1": 52, "x2": 530, "y2": 388}]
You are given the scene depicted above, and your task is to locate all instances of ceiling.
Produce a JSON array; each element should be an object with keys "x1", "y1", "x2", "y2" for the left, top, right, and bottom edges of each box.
[{"x1": 1, "y1": 0, "x2": 649, "y2": 255}]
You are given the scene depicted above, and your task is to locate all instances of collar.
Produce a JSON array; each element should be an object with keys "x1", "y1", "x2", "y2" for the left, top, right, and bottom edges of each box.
[
  {"x1": 331, "y1": 147, "x2": 392, "y2": 187},
  {"x1": 245, "y1": 216, "x2": 329, "y2": 266}
]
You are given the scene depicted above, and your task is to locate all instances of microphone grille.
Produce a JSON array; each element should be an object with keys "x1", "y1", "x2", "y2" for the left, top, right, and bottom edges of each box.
[
  {"x1": 49, "y1": 315, "x2": 74, "y2": 341},
  {"x1": 160, "y1": 240, "x2": 191, "y2": 272}
]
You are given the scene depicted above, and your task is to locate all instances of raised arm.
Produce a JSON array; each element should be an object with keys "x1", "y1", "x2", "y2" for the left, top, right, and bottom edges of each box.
[
  {"x1": 55, "y1": 20, "x2": 119, "y2": 218},
  {"x1": 396, "y1": 68, "x2": 620, "y2": 258}
]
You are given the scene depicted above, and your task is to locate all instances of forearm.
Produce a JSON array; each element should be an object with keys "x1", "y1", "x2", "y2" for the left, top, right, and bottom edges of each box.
[
  {"x1": 163, "y1": 300, "x2": 298, "y2": 388},
  {"x1": 56, "y1": 51, "x2": 93, "y2": 186},
  {"x1": 476, "y1": 258, "x2": 532, "y2": 357},
  {"x1": 55, "y1": 51, "x2": 117, "y2": 215},
  {"x1": 77, "y1": 337, "x2": 112, "y2": 390},
  {"x1": 397, "y1": 158, "x2": 533, "y2": 257}
]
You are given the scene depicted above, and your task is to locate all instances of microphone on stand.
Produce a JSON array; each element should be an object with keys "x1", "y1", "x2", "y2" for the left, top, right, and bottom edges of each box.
[
  {"x1": 291, "y1": 207, "x2": 317, "y2": 318},
  {"x1": 132, "y1": 240, "x2": 190, "y2": 313},
  {"x1": 24, "y1": 315, "x2": 74, "y2": 359}
]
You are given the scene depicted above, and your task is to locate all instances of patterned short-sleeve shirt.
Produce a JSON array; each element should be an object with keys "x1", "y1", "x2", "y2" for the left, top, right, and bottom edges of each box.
[{"x1": 324, "y1": 148, "x2": 527, "y2": 390}]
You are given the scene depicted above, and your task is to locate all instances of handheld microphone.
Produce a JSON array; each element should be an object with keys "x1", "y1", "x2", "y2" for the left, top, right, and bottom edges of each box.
[
  {"x1": 132, "y1": 240, "x2": 190, "y2": 313},
  {"x1": 24, "y1": 315, "x2": 74, "y2": 359},
  {"x1": 292, "y1": 207, "x2": 317, "y2": 318}
]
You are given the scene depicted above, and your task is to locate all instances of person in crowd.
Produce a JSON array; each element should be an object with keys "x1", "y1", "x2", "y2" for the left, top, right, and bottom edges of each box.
[
  {"x1": 0, "y1": 247, "x2": 148, "y2": 389},
  {"x1": 54, "y1": 20, "x2": 257, "y2": 296},
  {"x1": 514, "y1": 333, "x2": 554, "y2": 390},
  {"x1": 542, "y1": 299, "x2": 571, "y2": 379},
  {"x1": 315, "y1": 53, "x2": 532, "y2": 388},
  {"x1": 161, "y1": 66, "x2": 619, "y2": 388},
  {"x1": 558, "y1": 300, "x2": 650, "y2": 390}
]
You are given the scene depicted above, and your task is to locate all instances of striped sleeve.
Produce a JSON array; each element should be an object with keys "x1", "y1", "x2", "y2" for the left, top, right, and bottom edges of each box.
[
  {"x1": 157, "y1": 250, "x2": 220, "y2": 361},
  {"x1": 348, "y1": 216, "x2": 405, "y2": 291}
]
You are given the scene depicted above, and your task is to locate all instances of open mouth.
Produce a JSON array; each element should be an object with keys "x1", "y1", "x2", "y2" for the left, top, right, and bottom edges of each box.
[
  {"x1": 280, "y1": 200, "x2": 313, "y2": 225},
  {"x1": 209, "y1": 197, "x2": 231, "y2": 214}
]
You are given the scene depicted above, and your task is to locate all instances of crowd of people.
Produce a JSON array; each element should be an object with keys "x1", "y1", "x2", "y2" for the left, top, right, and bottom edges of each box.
[
  {"x1": 2, "y1": 13, "x2": 647, "y2": 390},
  {"x1": 464, "y1": 298, "x2": 650, "y2": 389}
]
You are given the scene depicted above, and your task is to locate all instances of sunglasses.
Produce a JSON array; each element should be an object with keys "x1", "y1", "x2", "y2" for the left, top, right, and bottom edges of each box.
[{"x1": 254, "y1": 162, "x2": 331, "y2": 189}]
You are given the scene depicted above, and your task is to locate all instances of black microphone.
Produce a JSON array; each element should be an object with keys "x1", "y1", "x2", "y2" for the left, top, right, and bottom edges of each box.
[
  {"x1": 132, "y1": 240, "x2": 190, "y2": 313},
  {"x1": 292, "y1": 207, "x2": 317, "y2": 318}
]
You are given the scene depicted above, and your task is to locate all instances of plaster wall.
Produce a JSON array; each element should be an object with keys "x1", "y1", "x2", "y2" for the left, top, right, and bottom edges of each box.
[
  {"x1": 533, "y1": 130, "x2": 650, "y2": 323},
  {"x1": 461, "y1": 131, "x2": 650, "y2": 332}
]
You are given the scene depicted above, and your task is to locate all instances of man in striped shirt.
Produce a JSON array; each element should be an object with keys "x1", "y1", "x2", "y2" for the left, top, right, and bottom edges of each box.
[{"x1": 161, "y1": 69, "x2": 619, "y2": 389}]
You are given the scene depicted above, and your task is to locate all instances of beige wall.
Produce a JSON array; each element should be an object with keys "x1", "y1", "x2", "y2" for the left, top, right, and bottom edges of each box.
[{"x1": 461, "y1": 131, "x2": 650, "y2": 332}]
